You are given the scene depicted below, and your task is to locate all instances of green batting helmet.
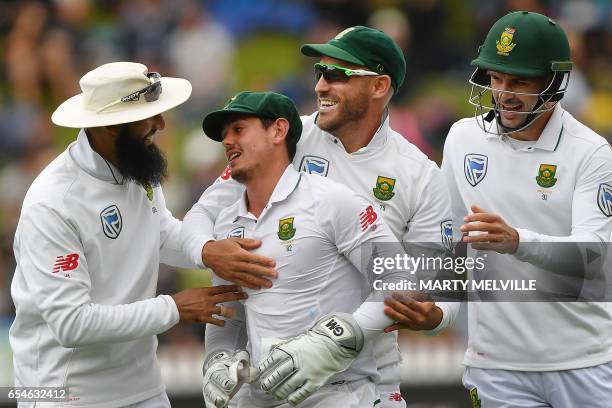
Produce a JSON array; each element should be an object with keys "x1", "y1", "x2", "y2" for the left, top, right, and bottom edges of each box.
[{"x1": 469, "y1": 11, "x2": 573, "y2": 134}]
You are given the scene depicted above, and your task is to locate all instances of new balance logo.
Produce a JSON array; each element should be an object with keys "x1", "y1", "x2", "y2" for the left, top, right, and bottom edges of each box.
[
  {"x1": 324, "y1": 318, "x2": 345, "y2": 337},
  {"x1": 53, "y1": 253, "x2": 79, "y2": 273},
  {"x1": 359, "y1": 205, "x2": 378, "y2": 231}
]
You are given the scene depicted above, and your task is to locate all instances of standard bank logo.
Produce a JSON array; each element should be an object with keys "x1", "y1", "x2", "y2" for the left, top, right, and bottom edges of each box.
[
  {"x1": 228, "y1": 226, "x2": 245, "y2": 239},
  {"x1": 441, "y1": 220, "x2": 453, "y2": 252},
  {"x1": 464, "y1": 154, "x2": 488, "y2": 187},
  {"x1": 597, "y1": 183, "x2": 612, "y2": 217},
  {"x1": 299, "y1": 155, "x2": 329, "y2": 176},
  {"x1": 100, "y1": 205, "x2": 122, "y2": 239}
]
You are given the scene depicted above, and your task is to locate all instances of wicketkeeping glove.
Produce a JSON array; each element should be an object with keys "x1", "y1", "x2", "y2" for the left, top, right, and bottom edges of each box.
[
  {"x1": 202, "y1": 349, "x2": 257, "y2": 408},
  {"x1": 257, "y1": 313, "x2": 364, "y2": 406}
]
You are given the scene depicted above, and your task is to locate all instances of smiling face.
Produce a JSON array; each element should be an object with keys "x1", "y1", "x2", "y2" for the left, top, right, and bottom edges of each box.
[
  {"x1": 314, "y1": 56, "x2": 376, "y2": 135},
  {"x1": 221, "y1": 116, "x2": 278, "y2": 183},
  {"x1": 488, "y1": 70, "x2": 548, "y2": 130}
]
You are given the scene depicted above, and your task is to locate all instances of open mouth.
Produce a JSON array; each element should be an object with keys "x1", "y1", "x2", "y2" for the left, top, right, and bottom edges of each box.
[
  {"x1": 227, "y1": 151, "x2": 241, "y2": 164},
  {"x1": 143, "y1": 130, "x2": 156, "y2": 145},
  {"x1": 318, "y1": 98, "x2": 339, "y2": 112}
]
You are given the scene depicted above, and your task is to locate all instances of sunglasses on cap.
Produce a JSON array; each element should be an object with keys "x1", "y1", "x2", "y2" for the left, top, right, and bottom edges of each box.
[
  {"x1": 96, "y1": 72, "x2": 162, "y2": 113},
  {"x1": 314, "y1": 63, "x2": 380, "y2": 83}
]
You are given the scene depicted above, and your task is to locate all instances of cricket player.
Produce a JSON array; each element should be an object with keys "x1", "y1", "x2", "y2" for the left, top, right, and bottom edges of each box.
[
  {"x1": 181, "y1": 26, "x2": 455, "y2": 408},
  {"x1": 385, "y1": 11, "x2": 612, "y2": 407},
  {"x1": 9, "y1": 62, "x2": 246, "y2": 407},
  {"x1": 199, "y1": 90, "x2": 417, "y2": 407}
]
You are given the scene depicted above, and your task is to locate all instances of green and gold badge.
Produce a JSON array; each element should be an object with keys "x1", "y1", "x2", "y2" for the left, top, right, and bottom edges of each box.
[
  {"x1": 277, "y1": 217, "x2": 296, "y2": 240},
  {"x1": 143, "y1": 183, "x2": 154, "y2": 201},
  {"x1": 373, "y1": 176, "x2": 396, "y2": 201},
  {"x1": 496, "y1": 27, "x2": 517, "y2": 56},
  {"x1": 536, "y1": 164, "x2": 557, "y2": 188},
  {"x1": 470, "y1": 388, "x2": 481, "y2": 408}
]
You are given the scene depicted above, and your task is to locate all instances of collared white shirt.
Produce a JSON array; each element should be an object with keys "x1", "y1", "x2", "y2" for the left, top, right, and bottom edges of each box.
[
  {"x1": 441, "y1": 105, "x2": 612, "y2": 370},
  {"x1": 211, "y1": 166, "x2": 394, "y2": 405},
  {"x1": 10, "y1": 130, "x2": 192, "y2": 407}
]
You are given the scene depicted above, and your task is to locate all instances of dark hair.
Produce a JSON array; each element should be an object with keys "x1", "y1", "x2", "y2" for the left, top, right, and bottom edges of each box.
[
  {"x1": 223, "y1": 113, "x2": 296, "y2": 161},
  {"x1": 259, "y1": 117, "x2": 297, "y2": 161}
]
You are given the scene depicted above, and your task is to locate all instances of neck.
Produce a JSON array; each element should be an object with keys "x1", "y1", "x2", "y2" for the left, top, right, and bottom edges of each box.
[
  {"x1": 245, "y1": 158, "x2": 290, "y2": 218},
  {"x1": 85, "y1": 128, "x2": 119, "y2": 166},
  {"x1": 507, "y1": 105, "x2": 555, "y2": 141},
  {"x1": 334, "y1": 109, "x2": 384, "y2": 153}
]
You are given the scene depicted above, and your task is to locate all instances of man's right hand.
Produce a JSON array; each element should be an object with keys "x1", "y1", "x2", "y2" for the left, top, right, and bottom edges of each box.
[
  {"x1": 203, "y1": 238, "x2": 277, "y2": 290},
  {"x1": 171, "y1": 285, "x2": 247, "y2": 325}
]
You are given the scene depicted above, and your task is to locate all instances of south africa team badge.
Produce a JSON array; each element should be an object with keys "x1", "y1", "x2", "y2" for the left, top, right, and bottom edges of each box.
[
  {"x1": 536, "y1": 164, "x2": 557, "y2": 188},
  {"x1": 143, "y1": 183, "x2": 154, "y2": 201},
  {"x1": 496, "y1": 26, "x2": 516, "y2": 56},
  {"x1": 278, "y1": 217, "x2": 296, "y2": 240},
  {"x1": 373, "y1": 176, "x2": 396, "y2": 201}
]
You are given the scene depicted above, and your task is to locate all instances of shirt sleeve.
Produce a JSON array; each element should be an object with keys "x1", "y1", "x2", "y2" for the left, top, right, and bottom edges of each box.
[
  {"x1": 180, "y1": 167, "x2": 245, "y2": 267},
  {"x1": 17, "y1": 203, "x2": 179, "y2": 348},
  {"x1": 441, "y1": 134, "x2": 469, "y2": 247},
  {"x1": 157, "y1": 187, "x2": 197, "y2": 268},
  {"x1": 315, "y1": 183, "x2": 409, "y2": 341},
  {"x1": 514, "y1": 144, "x2": 612, "y2": 272},
  {"x1": 405, "y1": 162, "x2": 456, "y2": 246}
]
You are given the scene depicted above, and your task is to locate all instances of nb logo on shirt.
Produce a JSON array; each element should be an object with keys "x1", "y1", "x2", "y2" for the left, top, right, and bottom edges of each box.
[
  {"x1": 53, "y1": 253, "x2": 79, "y2": 273},
  {"x1": 359, "y1": 205, "x2": 378, "y2": 231}
]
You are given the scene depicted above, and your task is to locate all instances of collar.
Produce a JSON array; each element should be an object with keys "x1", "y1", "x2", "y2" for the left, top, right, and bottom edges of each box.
[
  {"x1": 319, "y1": 108, "x2": 390, "y2": 153},
  {"x1": 485, "y1": 104, "x2": 564, "y2": 152},
  {"x1": 234, "y1": 165, "x2": 302, "y2": 221},
  {"x1": 69, "y1": 129, "x2": 125, "y2": 184}
]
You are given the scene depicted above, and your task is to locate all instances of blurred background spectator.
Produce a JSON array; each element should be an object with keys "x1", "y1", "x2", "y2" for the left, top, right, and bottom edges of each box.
[{"x1": 0, "y1": 0, "x2": 610, "y2": 406}]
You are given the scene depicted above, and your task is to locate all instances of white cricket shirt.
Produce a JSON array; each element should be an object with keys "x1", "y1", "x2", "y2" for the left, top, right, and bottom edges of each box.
[
  {"x1": 211, "y1": 165, "x2": 398, "y2": 406},
  {"x1": 182, "y1": 111, "x2": 455, "y2": 372},
  {"x1": 441, "y1": 105, "x2": 612, "y2": 370},
  {"x1": 10, "y1": 131, "x2": 193, "y2": 407}
]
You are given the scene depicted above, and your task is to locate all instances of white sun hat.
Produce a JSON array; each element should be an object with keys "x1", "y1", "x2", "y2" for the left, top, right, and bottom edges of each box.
[{"x1": 51, "y1": 62, "x2": 192, "y2": 128}]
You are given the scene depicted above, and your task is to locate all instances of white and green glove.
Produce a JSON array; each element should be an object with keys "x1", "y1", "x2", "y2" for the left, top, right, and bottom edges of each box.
[
  {"x1": 257, "y1": 313, "x2": 364, "y2": 406},
  {"x1": 202, "y1": 349, "x2": 257, "y2": 408}
]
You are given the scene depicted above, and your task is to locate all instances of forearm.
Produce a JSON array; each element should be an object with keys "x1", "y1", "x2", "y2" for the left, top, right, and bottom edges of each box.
[
  {"x1": 514, "y1": 229, "x2": 607, "y2": 276},
  {"x1": 46, "y1": 295, "x2": 179, "y2": 348}
]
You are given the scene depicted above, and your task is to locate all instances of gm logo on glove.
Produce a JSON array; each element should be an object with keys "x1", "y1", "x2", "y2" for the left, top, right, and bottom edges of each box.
[{"x1": 321, "y1": 317, "x2": 352, "y2": 341}]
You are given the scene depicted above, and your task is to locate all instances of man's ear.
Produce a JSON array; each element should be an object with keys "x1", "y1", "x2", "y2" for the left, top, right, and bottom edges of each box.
[
  {"x1": 272, "y1": 118, "x2": 290, "y2": 145},
  {"x1": 371, "y1": 75, "x2": 392, "y2": 101}
]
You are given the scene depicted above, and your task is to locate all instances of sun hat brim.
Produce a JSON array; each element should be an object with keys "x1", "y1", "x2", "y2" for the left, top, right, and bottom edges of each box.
[{"x1": 51, "y1": 77, "x2": 192, "y2": 128}]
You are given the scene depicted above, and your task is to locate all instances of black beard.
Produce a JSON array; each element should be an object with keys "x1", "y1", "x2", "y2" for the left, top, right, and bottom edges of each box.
[{"x1": 114, "y1": 125, "x2": 168, "y2": 186}]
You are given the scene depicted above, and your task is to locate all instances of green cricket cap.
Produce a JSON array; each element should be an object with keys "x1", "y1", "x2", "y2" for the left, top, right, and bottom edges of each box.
[
  {"x1": 203, "y1": 91, "x2": 302, "y2": 142},
  {"x1": 301, "y1": 25, "x2": 406, "y2": 92},
  {"x1": 471, "y1": 11, "x2": 572, "y2": 77}
]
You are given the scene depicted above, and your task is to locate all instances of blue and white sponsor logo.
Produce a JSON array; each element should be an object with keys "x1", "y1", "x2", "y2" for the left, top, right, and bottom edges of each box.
[
  {"x1": 100, "y1": 205, "x2": 122, "y2": 239},
  {"x1": 441, "y1": 220, "x2": 453, "y2": 252},
  {"x1": 464, "y1": 154, "x2": 488, "y2": 187},
  {"x1": 228, "y1": 226, "x2": 245, "y2": 239},
  {"x1": 597, "y1": 183, "x2": 612, "y2": 217},
  {"x1": 299, "y1": 155, "x2": 329, "y2": 176}
]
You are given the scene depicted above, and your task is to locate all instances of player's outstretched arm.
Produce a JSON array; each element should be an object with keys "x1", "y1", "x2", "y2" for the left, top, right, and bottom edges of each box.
[{"x1": 181, "y1": 169, "x2": 277, "y2": 289}]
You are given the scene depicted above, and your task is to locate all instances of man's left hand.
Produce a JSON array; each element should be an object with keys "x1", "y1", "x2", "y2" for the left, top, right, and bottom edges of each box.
[{"x1": 460, "y1": 204, "x2": 519, "y2": 253}]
